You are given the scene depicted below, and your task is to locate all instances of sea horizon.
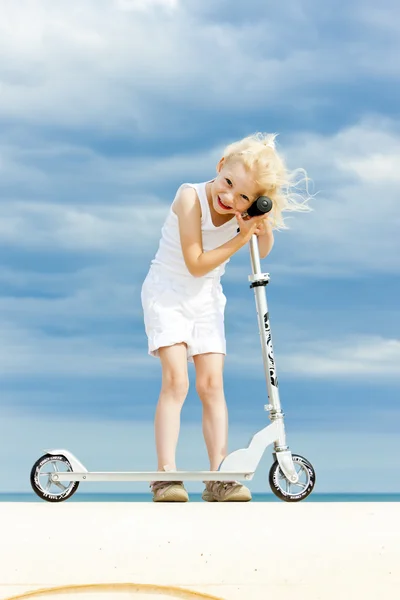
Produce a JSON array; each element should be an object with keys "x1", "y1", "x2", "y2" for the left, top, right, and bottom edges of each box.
[{"x1": 1, "y1": 492, "x2": 399, "y2": 502}]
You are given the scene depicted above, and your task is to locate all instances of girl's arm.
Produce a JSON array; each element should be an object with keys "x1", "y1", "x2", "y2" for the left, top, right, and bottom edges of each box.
[{"x1": 173, "y1": 187, "x2": 266, "y2": 277}]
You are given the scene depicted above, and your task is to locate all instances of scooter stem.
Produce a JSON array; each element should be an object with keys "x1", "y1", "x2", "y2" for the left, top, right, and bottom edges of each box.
[{"x1": 248, "y1": 234, "x2": 283, "y2": 416}]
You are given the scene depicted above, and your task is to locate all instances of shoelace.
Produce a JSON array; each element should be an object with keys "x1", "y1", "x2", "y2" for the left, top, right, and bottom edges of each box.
[
  {"x1": 208, "y1": 480, "x2": 239, "y2": 492},
  {"x1": 150, "y1": 480, "x2": 182, "y2": 493}
]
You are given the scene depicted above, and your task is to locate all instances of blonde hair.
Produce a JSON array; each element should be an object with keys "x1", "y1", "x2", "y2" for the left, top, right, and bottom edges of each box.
[{"x1": 221, "y1": 132, "x2": 313, "y2": 230}]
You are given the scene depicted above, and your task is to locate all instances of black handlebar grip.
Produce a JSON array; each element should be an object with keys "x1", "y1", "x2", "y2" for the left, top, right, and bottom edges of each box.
[{"x1": 246, "y1": 196, "x2": 273, "y2": 217}]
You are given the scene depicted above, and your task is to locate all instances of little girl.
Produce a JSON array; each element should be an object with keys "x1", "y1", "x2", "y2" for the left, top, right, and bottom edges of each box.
[{"x1": 141, "y1": 132, "x2": 310, "y2": 502}]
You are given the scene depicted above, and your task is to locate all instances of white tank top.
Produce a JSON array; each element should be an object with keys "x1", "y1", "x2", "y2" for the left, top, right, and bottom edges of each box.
[{"x1": 150, "y1": 181, "x2": 239, "y2": 279}]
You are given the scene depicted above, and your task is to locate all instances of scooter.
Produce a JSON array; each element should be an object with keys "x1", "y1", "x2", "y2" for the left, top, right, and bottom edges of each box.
[{"x1": 30, "y1": 196, "x2": 316, "y2": 503}]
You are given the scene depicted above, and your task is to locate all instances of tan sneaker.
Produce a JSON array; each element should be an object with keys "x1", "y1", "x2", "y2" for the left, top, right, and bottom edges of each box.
[
  {"x1": 202, "y1": 480, "x2": 252, "y2": 502},
  {"x1": 150, "y1": 480, "x2": 189, "y2": 502}
]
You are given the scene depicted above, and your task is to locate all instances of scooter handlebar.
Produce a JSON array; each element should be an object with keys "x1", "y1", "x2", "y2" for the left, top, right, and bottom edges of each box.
[
  {"x1": 246, "y1": 196, "x2": 273, "y2": 217},
  {"x1": 236, "y1": 196, "x2": 273, "y2": 237}
]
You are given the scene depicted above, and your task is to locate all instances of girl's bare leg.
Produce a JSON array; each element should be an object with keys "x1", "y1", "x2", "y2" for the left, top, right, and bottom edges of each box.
[
  {"x1": 154, "y1": 343, "x2": 189, "y2": 471},
  {"x1": 193, "y1": 352, "x2": 228, "y2": 471}
]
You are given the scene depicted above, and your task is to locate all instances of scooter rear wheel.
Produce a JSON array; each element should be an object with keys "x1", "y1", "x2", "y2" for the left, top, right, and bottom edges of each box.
[
  {"x1": 269, "y1": 454, "x2": 316, "y2": 502},
  {"x1": 30, "y1": 453, "x2": 80, "y2": 503}
]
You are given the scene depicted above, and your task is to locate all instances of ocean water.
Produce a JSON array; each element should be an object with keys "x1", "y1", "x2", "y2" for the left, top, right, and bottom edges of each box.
[{"x1": 1, "y1": 492, "x2": 399, "y2": 502}]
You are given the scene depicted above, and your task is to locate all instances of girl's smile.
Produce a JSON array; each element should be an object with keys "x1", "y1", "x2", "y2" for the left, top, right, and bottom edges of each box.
[{"x1": 217, "y1": 196, "x2": 232, "y2": 211}]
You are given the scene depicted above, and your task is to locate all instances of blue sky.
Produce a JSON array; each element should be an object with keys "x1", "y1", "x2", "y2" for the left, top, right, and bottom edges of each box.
[{"x1": 1, "y1": 0, "x2": 399, "y2": 494}]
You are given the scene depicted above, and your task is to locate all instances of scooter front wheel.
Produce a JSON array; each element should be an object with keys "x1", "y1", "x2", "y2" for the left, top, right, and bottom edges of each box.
[
  {"x1": 269, "y1": 454, "x2": 316, "y2": 502},
  {"x1": 30, "y1": 453, "x2": 80, "y2": 503}
]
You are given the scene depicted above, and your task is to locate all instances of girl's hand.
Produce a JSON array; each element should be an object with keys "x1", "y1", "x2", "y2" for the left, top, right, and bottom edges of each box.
[
  {"x1": 253, "y1": 215, "x2": 272, "y2": 237},
  {"x1": 236, "y1": 212, "x2": 271, "y2": 241}
]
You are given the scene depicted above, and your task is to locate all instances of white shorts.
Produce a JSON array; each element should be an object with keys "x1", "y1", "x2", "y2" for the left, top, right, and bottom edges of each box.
[{"x1": 141, "y1": 265, "x2": 227, "y2": 362}]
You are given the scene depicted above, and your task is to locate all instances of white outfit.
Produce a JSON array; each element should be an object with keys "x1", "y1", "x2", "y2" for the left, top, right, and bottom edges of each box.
[{"x1": 141, "y1": 181, "x2": 239, "y2": 362}]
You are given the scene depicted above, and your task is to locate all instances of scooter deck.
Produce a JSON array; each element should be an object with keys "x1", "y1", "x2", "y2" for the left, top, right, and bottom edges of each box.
[{"x1": 51, "y1": 470, "x2": 255, "y2": 483}]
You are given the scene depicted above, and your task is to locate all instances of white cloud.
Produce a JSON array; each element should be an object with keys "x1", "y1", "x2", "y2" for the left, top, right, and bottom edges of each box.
[
  {"x1": 266, "y1": 117, "x2": 400, "y2": 276},
  {"x1": 1, "y1": 0, "x2": 398, "y2": 130},
  {"x1": 116, "y1": 0, "x2": 179, "y2": 10},
  {"x1": 341, "y1": 152, "x2": 400, "y2": 184},
  {"x1": 0, "y1": 272, "x2": 143, "y2": 323},
  {"x1": 0, "y1": 200, "x2": 166, "y2": 253},
  {"x1": 226, "y1": 332, "x2": 400, "y2": 380},
  {"x1": 0, "y1": 147, "x2": 48, "y2": 189},
  {"x1": 0, "y1": 321, "x2": 151, "y2": 379},
  {"x1": 0, "y1": 137, "x2": 219, "y2": 215},
  {"x1": 281, "y1": 336, "x2": 400, "y2": 378}
]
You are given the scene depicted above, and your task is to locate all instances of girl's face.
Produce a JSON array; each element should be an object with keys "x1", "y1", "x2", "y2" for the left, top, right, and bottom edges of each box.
[{"x1": 210, "y1": 158, "x2": 261, "y2": 216}]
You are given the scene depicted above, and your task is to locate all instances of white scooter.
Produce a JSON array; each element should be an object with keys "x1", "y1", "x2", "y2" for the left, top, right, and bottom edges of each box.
[{"x1": 30, "y1": 196, "x2": 316, "y2": 503}]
